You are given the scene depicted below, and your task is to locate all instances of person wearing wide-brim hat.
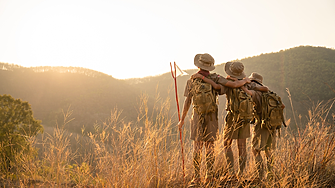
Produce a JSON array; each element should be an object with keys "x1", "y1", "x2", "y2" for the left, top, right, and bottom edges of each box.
[
  {"x1": 193, "y1": 53, "x2": 216, "y2": 71},
  {"x1": 178, "y1": 54, "x2": 251, "y2": 185},
  {"x1": 242, "y1": 72, "x2": 283, "y2": 180},
  {"x1": 248, "y1": 72, "x2": 264, "y2": 85},
  {"x1": 224, "y1": 61, "x2": 246, "y2": 80},
  {"x1": 177, "y1": 53, "x2": 219, "y2": 186},
  {"x1": 218, "y1": 61, "x2": 255, "y2": 179}
]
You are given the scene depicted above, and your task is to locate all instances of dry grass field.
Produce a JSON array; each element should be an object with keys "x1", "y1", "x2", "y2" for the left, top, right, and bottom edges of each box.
[{"x1": 1, "y1": 95, "x2": 335, "y2": 187}]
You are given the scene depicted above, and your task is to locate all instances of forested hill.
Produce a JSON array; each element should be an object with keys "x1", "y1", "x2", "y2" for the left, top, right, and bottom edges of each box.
[
  {"x1": 240, "y1": 46, "x2": 335, "y2": 101},
  {"x1": 1, "y1": 46, "x2": 334, "y2": 133},
  {"x1": 0, "y1": 65, "x2": 142, "y2": 133},
  {"x1": 126, "y1": 46, "x2": 335, "y2": 122}
]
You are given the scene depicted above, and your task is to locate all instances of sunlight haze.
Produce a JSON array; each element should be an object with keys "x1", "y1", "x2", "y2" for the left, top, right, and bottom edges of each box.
[{"x1": 0, "y1": 0, "x2": 334, "y2": 79}]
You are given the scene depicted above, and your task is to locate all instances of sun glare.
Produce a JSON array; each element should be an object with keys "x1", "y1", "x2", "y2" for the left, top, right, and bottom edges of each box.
[
  {"x1": 1, "y1": 0, "x2": 334, "y2": 79},
  {"x1": 14, "y1": 0, "x2": 182, "y2": 79}
]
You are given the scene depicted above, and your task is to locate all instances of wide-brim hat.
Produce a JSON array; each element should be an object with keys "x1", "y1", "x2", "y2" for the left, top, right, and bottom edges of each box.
[
  {"x1": 249, "y1": 72, "x2": 263, "y2": 84},
  {"x1": 194, "y1": 53, "x2": 215, "y2": 71},
  {"x1": 224, "y1": 61, "x2": 246, "y2": 79}
]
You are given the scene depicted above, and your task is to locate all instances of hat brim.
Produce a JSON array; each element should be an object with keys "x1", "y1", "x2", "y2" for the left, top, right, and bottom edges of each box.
[
  {"x1": 249, "y1": 76, "x2": 263, "y2": 84},
  {"x1": 194, "y1": 54, "x2": 215, "y2": 71},
  {"x1": 224, "y1": 62, "x2": 246, "y2": 79}
]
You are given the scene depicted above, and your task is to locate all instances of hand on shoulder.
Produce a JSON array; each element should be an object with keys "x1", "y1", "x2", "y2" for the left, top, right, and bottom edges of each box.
[
  {"x1": 191, "y1": 73, "x2": 202, "y2": 79},
  {"x1": 226, "y1": 75, "x2": 238, "y2": 81},
  {"x1": 244, "y1": 78, "x2": 251, "y2": 84}
]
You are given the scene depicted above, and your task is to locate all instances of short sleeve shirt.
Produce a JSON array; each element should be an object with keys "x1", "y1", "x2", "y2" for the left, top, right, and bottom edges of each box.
[
  {"x1": 215, "y1": 74, "x2": 229, "y2": 95},
  {"x1": 183, "y1": 73, "x2": 224, "y2": 142}
]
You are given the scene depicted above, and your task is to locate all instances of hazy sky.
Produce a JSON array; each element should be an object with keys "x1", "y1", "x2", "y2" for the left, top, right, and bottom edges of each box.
[{"x1": 0, "y1": 0, "x2": 334, "y2": 79}]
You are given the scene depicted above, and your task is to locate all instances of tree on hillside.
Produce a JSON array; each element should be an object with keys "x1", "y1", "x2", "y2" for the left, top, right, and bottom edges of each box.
[{"x1": 0, "y1": 94, "x2": 43, "y2": 176}]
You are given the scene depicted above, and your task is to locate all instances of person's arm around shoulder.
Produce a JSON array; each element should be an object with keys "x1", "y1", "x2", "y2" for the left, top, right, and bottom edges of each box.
[
  {"x1": 241, "y1": 85, "x2": 253, "y2": 96},
  {"x1": 253, "y1": 85, "x2": 269, "y2": 92},
  {"x1": 177, "y1": 94, "x2": 192, "y2": 129},
  {"x1": 224, "y1": 75, "x2": 251, "y2": 88},
  {"x1": 247, "y1": 81, "x2": 269, "y2": 92},
  {"x1": 191, "y1": 73, "x2": 221, "y2": 90}
]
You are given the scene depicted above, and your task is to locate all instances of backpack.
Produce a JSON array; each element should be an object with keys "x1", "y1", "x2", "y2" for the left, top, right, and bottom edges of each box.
[
  {"x1": 226, "y1": 87, "x2": 255, "y2": 124},
  {"x1": 261, "y1": 91, "x2": 286, "y2": 130},
  {"x1": 191, "y1": 78, "x2": 218, "y2": 115}
]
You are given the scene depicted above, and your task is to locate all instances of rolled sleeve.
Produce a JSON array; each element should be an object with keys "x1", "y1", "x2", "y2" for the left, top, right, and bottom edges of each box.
[{"x1": 217, "y1": 76, "x2": 228, "y2": 86}]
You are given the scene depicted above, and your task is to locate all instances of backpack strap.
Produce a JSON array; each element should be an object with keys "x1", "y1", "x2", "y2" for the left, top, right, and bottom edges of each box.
[{"x1": 276, "y1": 95, "x2": 287, "y2": 127}]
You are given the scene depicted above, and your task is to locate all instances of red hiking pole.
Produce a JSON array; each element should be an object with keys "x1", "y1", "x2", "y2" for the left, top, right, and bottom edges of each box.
[{"x1": 170, "y1": 61, "x2": 185, "y2": 182}]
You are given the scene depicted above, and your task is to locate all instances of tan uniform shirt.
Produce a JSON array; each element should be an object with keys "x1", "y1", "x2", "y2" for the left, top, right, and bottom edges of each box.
[
  {"x1": 222, "y1": 81, "x2": 251, "y2": 139},
  {"x1": 246, "y1": 82, "x2": 277, "y2": 151},
  {"x1": 184, "y1": 73, "x2": 226, "y2": 142}
]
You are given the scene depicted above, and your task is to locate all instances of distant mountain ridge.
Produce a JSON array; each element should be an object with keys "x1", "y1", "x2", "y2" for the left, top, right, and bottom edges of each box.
[
  {"x1": 126, "y1": 45, "x2": 335, "y2": 124},
  {"x1": 130, "y1": 45, "x2": 335, "y2": 100},
  {"x1": 0, "y1": 65, "x2": 141, "y2": 132},
  {"x1": 1, "y1": 45, "x2": 334, "y2": 132},
  {"x1": 240, "y1": 46, "x2": 335, "y2": 100}
]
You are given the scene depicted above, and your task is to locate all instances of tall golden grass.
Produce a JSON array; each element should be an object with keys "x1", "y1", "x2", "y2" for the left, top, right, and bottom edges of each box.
[{"x1": 1, "y1": 94, "x2": 335, "y2": 187}]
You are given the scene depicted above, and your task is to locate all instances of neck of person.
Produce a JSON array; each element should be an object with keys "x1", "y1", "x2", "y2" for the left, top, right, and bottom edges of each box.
[{"x1": 197, "y1": 69, "x2": 210, "y2": 77}]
